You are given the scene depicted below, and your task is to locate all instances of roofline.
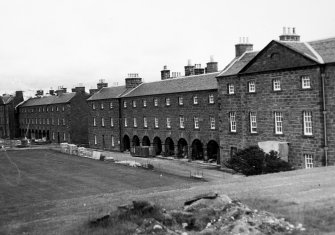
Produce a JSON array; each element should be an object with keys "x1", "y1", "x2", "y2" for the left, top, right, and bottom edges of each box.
[
  {"x1": 308, "y1": 36, "x2": 335, "y2": 43},
  {"x1": 304, "y1": 42, "x2": 324, "y2": 64},
  {"x1": 217, "y1": 51, "x2": 259, "y2": 78},
  {"x1": 274, "y1": 40, "x2": 321, "y2": 64}
]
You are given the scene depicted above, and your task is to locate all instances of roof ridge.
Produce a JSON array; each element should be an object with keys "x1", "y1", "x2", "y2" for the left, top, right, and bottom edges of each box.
[
  {"x1": 308, "y1": 37, "x2": 335, "y2": 43},
  {"x1": 119, "y1": 84, "x2": 142, "y2": 97},
  {"x1": 303, "y1": 42, "x2": 324, "y2": 64}
]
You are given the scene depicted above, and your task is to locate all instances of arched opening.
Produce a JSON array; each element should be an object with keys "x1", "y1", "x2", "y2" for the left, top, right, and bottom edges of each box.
[
  {"x1": 165, "y1": 137, "x2": 175, "y2": 156},
  {"x1": 207, "y1": 140, "x2": 220, "y2": 164},
  {"x1": 142, "y1": 136, "x2": 150, "y2": 146},
  {"x1": 132, "y1": 135, "x2": 140, "y2": 147},
  {"x1": 123, "y1": 135, "x2": 131, "y2": 151},
  {"x1": 46, "y1": 130, "x2": 50, "y2": 141},
  {"x1": 153, "y1": 137, "x2": 162, "y2": 155},
  {"x1": 42, "y1": 130, "x2": 46, "y2": 139},
  {"x1": 177, "y1": 138, "x2": 188, "y2": 158},
  {"x1": 191, "y1": 139, "x2": 203, "y2": 161},
  {"x1": 38, "y1": 130, "x2": 42, "y2": 139}
]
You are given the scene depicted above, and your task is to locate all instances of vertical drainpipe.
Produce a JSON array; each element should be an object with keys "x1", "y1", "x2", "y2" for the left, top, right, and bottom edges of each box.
[
  {"x1": 321, "y1": 68, "x2": 328, "y2": 166},
  {"x1": 118, "y1": 98, "x2": 123, "y2": 152}
]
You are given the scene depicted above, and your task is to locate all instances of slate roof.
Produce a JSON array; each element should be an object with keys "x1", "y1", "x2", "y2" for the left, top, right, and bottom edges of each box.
[
  {"x1": 87, "y1": 85, "x2": 132, "y2": 101},
  {"x1": 308, "y1": 37, "x2": 335, "y2": 63},
  {"x1": 218, "y1": 37, "x2": 335, "y2": 78},
  {"x1": 0, "y1": 95, "x2": 14, "y2": 105},
  {"x1": 217, "y1": 51, "x2": 258, "y2": 77},
  {"x1": 20, "y1": 92, "x2": 77, "y2": 107},
  {"x1": 122, "y1": 72, "x2": 220, "y2": 98}
]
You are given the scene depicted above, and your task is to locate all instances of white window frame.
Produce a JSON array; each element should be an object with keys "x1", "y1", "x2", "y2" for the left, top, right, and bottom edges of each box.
[
  {"x1": 166, "y1": 117, "x2": 171, "y2": 128},
  {"x1": 275, "y1": 112, "x2": 283, "y2": 134},
  {"x1": 101, "y1": 102, "x2": 104, "y2": 109},
  {"x1": 178, "y1": 97, "x2": 183, "y2": 105},
  {"x1": 123, "y1": 101, "x2": 127, "y2": 108},
  {"x1": 110, "y1": 117, "x2": 114, "y2": 127},
  {"x1": 92, "y1": 102, "x2": 96, "y2": 110},
  {"x1": 94, "y1": 135, "x2": 97, "y2": 145},
  {"x1": 124, "y1": 118, "x2": 128, "y2": 127},
  {"x1": 93, "y1": 117, "x2": 96, "y2": 126},
  {"x1": 303, "y1": 111, "x2": 313, "y2": 136},
  {"x1": 154, "y1": 117, "x2": 159, "y2": 128},
  {"x1": 193, "y1": 96, "x2": 198, "y2": 104},
  {"x1": 132, "y1": 100, "x2": 137, "y2": 108},
  {"x1": 210, "y1": 116, "x2": 215, "y2": 130},
  {"x1": 57, "y1": 118, "x2": 60, "y2": 125},
  {"x1": 166, "y1": 98, "x2": 170, "y2": 106},
  {"x1": 302, "y1": 76, "x2": 311, "y2": 89},
  {"x1": 180, "y1": 116, "x2": 185, "y2": 128},
  {"x1": 63, "y1": 118, "x2": 66, "y2": 125},
  {"x1": 52, "y1": 132, "x2": 55, "y2": 140},
  {"x1": 273, "y1": 79, "x2": 281, "y2": 91},
  {"x1": 143, "y1": 117, "x2": 148, "y2": 128},
  {"x1": 143, "y1": 99, "x2": 147, "y2": 107},
  {"x1": 111, "y1": 136, "x2": 115, "y2": 147},
  {"x1": 229, "y1": 112, "x2": 236, "y2": 132},
  {"x1": 209, "y1": 94, "x2": 214, "y2": 104},
  {"x1": 133, "y1": 117, "x2": 137, "y2": 127},
  {"x1": 228, "y1": 84, "x2": 235, "y2": 94},
  {"x1": 250, "y1": 112, "x2": 257, "y2": 133},
  {"x1": 110, "y1": 102, "x2": 113, "y2": 109},
  {"x1": 101, "y1": 117, "x2": 105, "y2": 127},
  {"x1": 304, "y1": 154, "x2": 313, "y2": 168},
  {"x1": 194, "y1": 117, "x2": 199, "y2": 129},
  {"x1": 248, "y1": 81, "x2": 256, "y2": 93},
  {"x1": 63, "y1": 133, "x2": 66, "y2": 141},
  {"x1": 154, "y1": 98, "x2": 158, "y2": 107}
]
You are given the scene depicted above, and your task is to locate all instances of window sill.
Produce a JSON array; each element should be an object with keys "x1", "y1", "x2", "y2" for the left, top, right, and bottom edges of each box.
[
  {"x1": 229, "y1": 132, "x2": 238, "y2": 134},
  {"x1": 247, "y1": 92, "x2": 257, "y2": 94},
  {"x1": 273, "y1": 90, "x2": 282, "y2": 92},
  {"x1": 300, "y1": 88, "x2": 313, "y2": 91},
  {"x1": 302, "y1": 135, "x2": 314, "y2": 139},
  {"x1": 249, "y1": 132, "x2": 258, "y2": 135},
  {"x1": 274, "y1": 133, "x2": 284, "y2": 136}
]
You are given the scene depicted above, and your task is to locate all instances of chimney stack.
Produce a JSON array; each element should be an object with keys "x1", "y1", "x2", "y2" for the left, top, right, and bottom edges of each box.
[
  {"x1": 72, "y1": 83, "x2": 86, "y2": 94},
  {"x1": 161, "y1": 65, "x2": 170, "y2": 80},
  {"x1": 235, "y1": 37, "x2": 253, "y2": 57},
  {"x1": 15, "y1": 91, "x2": 23, "y2": 100},
  {"x1": 125, "y1": 73, "x2": 142, "y2": 89},
  {"x1": 206, "y1": 55, "x2": 218, "y2": 73},
  {"x1": 35, "y1": 90, "x2": 44, "y2": 97},
  {"x1": 55, "y1": 86, "x2": 66, "y2": 96},
  {"x1": 97, "y1": 79, "x2": 108, "y2": 90},
  {"x1": 194, "y1": 64, "x2": 205, "y2": 75},
  {"x1": 279, "y1": 26, "x2": 300, "y2": 41},
  {"x1": 49, "y1": 88, "x2": 55, "y2": 96},
  {"x1": 184, "y1": 59, "x2": 195, "y2": 76}
]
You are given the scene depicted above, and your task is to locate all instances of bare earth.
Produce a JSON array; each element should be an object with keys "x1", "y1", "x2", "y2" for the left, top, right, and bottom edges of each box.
[{"x1": 0, "y1": 149, "x2": 334, "y2": 234}]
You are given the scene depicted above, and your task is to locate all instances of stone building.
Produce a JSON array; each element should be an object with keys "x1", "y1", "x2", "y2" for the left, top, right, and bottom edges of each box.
[
  {"x1": 18, "y1": 87, "x2": 89, "y2": 145},
  {"x1": 88, "y1": 60, "x2": 221, "y2": 163},
  {"x1": 217, "y1": 28, "x2": 335, "y2": 168},
  {"x1": 0, "y1": 91, "x2": 24, "y2": 139}
]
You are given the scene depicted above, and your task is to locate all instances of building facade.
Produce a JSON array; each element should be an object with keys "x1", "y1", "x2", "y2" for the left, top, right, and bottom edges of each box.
[
  {"x1": 217, "y1": 30, "x2": 335, "y2": 168},
  {"x1": 88, "y1": 61, "x2": 221, "y2": 163},
  {"x1": 0, "y1": 91, "x2": 24, "y2": 139},
  {"x1": 18, "y1": 88, "x2": 89, "y2": 145}
]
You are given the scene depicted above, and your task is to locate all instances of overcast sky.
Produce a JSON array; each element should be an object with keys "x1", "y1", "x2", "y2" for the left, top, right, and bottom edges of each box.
[{"x1": 1, "y1": 0, "x2": 335, "y2": 96}]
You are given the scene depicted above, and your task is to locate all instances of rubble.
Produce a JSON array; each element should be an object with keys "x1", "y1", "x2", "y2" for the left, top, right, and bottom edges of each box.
[{"x1": 90, "y1": 193, "x2": 306, "y2": 234}]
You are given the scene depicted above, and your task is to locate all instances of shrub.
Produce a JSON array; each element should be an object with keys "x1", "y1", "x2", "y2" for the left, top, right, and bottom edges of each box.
[{"x1": 225, "y1": 146, "x2": 293, "y2": 176}]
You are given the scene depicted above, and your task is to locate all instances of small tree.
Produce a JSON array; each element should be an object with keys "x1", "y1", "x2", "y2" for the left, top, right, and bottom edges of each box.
[{"x1": 225, "y1": 146, "x2": 293, "y2": 176}]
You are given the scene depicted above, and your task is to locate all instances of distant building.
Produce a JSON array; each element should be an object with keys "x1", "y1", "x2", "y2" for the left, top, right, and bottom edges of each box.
[
  {"x1": 217, "y1": 28, "x2": 335, "y2": 168},
  {"x1": 0, "y1": 91, "x2": 24, "y2": 139},
  {"x1": 18, "y1": 87, "x2": 89, "y2": 145},
  {"x1": 87, "y1": 59, "x2": 221, "y2": 163}
]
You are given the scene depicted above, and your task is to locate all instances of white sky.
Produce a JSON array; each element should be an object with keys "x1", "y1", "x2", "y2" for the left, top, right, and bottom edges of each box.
[{"x1": 1, "y1": 0, "x2": 335, "y2": 96}]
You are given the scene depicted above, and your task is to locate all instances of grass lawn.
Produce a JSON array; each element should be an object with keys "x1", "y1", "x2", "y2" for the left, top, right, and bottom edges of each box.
[
  {"x1": 0, "y1": 149, "x2": 197, "y2": 234},
  {"x1": 1, "y1": 149, "x2": 335, "y2": 234}
]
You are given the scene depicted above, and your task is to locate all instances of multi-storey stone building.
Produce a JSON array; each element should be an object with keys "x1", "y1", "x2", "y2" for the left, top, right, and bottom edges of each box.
[
  {"x1": 18, "y1": 87, "x2": 89, "y2": 144},
  {"x1": 217, "y1": 28, "x2": 335, "y2": 168},
  {"x1": 0, "y1": 91, "x2": 24, "y2": 139},
  {"x1": 88, "y1": 60, "x2": 221, "y2": 163}
]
